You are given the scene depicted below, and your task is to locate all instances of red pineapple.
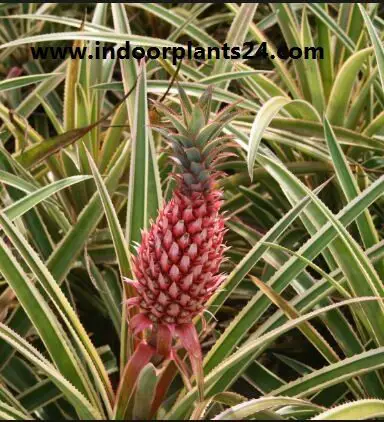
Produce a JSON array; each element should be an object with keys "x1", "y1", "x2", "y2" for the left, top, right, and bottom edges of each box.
[{"x1": 125, "y1": 86, "x2": 237, "y2": 399}]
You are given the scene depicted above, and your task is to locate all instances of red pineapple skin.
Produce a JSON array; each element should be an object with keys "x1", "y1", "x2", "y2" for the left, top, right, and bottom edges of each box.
[{"x1": 132, "y1": 188, "x2": 226, "y2": 326}]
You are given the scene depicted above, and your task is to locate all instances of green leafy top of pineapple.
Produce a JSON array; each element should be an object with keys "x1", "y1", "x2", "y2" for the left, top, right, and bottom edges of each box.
[{"x1": 154, "y1": 85, "x2": 239, "y2": 193}]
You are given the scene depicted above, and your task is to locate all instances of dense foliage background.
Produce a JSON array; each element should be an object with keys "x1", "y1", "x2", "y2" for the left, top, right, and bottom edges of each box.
[{"x1": 0, "y1": 3, "x2": 384, "y2": 420}]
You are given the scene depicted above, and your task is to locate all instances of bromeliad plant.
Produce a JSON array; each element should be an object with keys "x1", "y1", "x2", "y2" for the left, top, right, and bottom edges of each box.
[{"x1": 1, "y1": 2, "x2": 384, "y2": 421}]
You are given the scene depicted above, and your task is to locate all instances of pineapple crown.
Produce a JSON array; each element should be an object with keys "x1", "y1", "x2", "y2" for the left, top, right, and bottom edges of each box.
[{"x1": 154, "y1": 85, "x2": 239, "y2": 193}]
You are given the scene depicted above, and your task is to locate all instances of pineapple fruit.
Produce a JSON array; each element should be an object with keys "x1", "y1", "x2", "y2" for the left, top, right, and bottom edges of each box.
[{"x1": 125, "y1": 86, "x2": 237, "y2": 399}]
